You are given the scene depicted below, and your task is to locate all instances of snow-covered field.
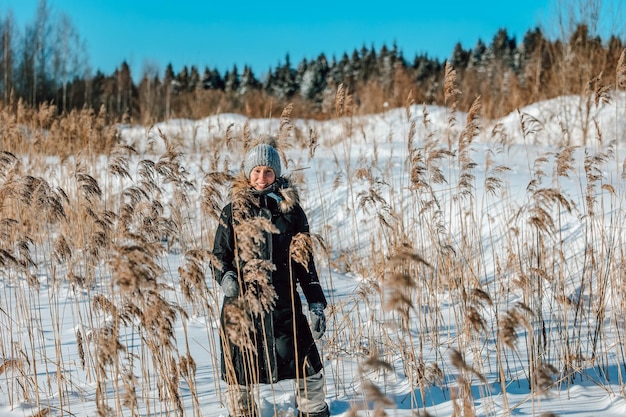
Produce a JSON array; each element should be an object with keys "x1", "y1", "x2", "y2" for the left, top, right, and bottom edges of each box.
[{"x1": 2, "y1": 92, "x2": 626, "y2": 417}]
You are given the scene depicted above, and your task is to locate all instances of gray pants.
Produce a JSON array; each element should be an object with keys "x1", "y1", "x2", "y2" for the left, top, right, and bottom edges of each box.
[{"x1": 226, "y1": 371, "x2": 327, "y2": 417}]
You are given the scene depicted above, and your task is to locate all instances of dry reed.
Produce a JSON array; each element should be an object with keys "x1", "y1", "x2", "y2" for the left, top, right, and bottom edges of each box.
[{"x1": 0, "y1": 56, "x2": 625, "y2": 417}]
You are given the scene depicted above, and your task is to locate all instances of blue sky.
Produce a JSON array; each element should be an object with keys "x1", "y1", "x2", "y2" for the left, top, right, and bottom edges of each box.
[{"x1": 0, "y1": 0, "x2": 608, "y2": 79}]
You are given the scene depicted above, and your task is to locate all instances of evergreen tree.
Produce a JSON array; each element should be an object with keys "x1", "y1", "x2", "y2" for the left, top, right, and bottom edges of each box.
[
  {"x1": 377, "y1": 44, "x2": 397, "y2": 89},
  {"x1": 607, "y1": 35, "x2": 625, "y2": 60},
  {"x1": 359, "y1": 44, "x2": 377, "y2": 81},
  {"x1": 224, "y1": 64, "x2": 240, "y2": 93},
  {"x1": 238, "y1": 65, "x2": 259, "y2": 95},
  {"x1": 189, "y1": 65, "x2": 200, "y2": 91},
  {"x1": 413, "y1": 54, "x2": 441, "y2": 82},
  {"x1": 569, "y1": 23, "x2": 602, "y2": 53},
  {"x1": 468, "y1": 38, "x2": 487, "y2": 69},
  {"x1": 294, "y1": 57, "x2": 309, "y2": 93},
  {"x1": 515, "y1": 27, "x2": 547, "y2": 87},
  {"x1": 176, "y1": 65, "x2": 189, "y2": 93},
  {"x1": 520, "y1": 27, "x2": 545, "y2": 62},
  {"x1": 163, "y1": 63, "x2": 174, "y2": 118},
  {"x1": 270, "y1": 54, "x2": 297, "y2": 99},
  {"x1": 202, "y1": 66, "x2": 224, "y2": 90},
  {"x1": 89, "y1": 70, "x2": 106, "y2": 109},
  {"x1": 350, "y1": 49, "x2": 362, "y2": 81},
  {"x1": 336, "y1": 52, "x2": 353, "y2": 86},
  {"x1": 449, "y1": 42, "x2": 470, "y2": 70},
  {"x1": 491, "y1": 28, "x2": 517, "y2": 69},
  {"x1": 115, "y1": 61, "x2": 133, "y2": 119},
  {"x1": 298, "y1": 53, "x2": 329, "y2": 105}
]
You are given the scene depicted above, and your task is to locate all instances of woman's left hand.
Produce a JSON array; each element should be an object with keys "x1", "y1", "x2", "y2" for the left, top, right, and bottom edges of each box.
[{"x1": 309, "y1": 303, "x2": 326, "y2": 339}]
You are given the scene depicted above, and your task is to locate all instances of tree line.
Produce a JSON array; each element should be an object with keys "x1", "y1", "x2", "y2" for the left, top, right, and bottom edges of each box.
[{"x1": 1, "y1": 1, "x2": 624, "y2": 125}]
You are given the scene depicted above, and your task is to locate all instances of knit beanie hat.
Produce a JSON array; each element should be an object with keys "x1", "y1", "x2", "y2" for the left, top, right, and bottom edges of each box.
[{"x1": 243, "y1": 143, "x2": 282, "y2": 179}]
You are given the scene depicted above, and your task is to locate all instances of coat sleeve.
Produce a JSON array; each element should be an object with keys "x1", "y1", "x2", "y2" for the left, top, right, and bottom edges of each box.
[
  {"x1": 212, "y1": 204, "x2": 236, "y2": 285},
  {"x1": 292, "y1": 205, "x2": 328, "y2": 308}
]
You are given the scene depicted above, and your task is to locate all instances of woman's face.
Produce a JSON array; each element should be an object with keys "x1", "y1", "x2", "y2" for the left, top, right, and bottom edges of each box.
[{"x1": 249, "y1": 166, "x2": 276, "y2": 190}]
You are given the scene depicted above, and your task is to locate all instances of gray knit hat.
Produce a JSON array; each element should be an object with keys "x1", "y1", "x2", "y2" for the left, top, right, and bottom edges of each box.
[{"x1": 243, "y1": 143, "x2": 282, "y2": 179}]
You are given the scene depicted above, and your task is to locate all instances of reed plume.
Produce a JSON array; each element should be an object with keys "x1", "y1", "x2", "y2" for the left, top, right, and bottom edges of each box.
[
  {"x1": 617, "y1": 49, "x2": 626, "y2": 89},
  {"x1": 0, "y1": 359, "x2": 22, "y2": 375}
]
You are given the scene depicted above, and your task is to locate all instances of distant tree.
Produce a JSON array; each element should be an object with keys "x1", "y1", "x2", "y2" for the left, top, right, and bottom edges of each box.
[
  {"x1": 377, "y1": 43, "x2": 403, "y2": 92},
  {"x1": 350, "y1": 49, "x2": 362, "y2": 81},
  {"x1": 115, "y1": 61, "x2": 133, "y2": 120},
  {"x1": 189, "y1": 65, "x2": 200, "y2": 91},
  {"x1": 12, "y1": 0, "x2": 88, "y2": 109},
  {"x1": 323, "y1": 55, "x2": 339, "y2": 88},
  {"x1": 520, "y1": 27, "x2": 545, "y2": 61},
  {"x1": 64, "y1": 75, "x2": 89, "y2": 111},
  {"x1": 176, "y1": 65, "x2": 189, "y2": 93},
  {"x1": 294, "y1": 57, "x2": 307, "y2": 88},
  {"x1": 202, "y1": 66, "x2": 224, "y2": 90},
  {"x1": 449, "y1": 42, "x2": 470, "y2": 70},
  {"x1": 262, "y1": 67, "x2": 274, "y2": 91},
  {"x1": 239, "y1": 65, "x2": 260, "y2": 95},
  {"x1": 298, "y1": 54, "x2": 329, "y2": 106},
  {"x1": 468, "y1": 38, "x2": 487, "y2": 69},
  {"x1": 568, "y1": 23, "x2": 601, "y2": 52},
  {"x1": 413, "y1": 54, "x2": 441, "y2": 82},
  {"x1": 53, "y1": 12, "x2": 85, "y2": 112},
  {"x1": 224, "y1": 64, "x2": 240, "y2": 93},
  {"x1": 89, "y1": 70, "x2": 106, "y2": 108},
  {"x1": 15, "y1": 26, "x2": 35, "y2": 103},
  {"x1": 491, "y1": 28, "x2": 516, "y2": 67},
  {"x1": 32, "y1": 0, "x2": 54, "y2": 103},
  {"x1": 412, "y1": 54, "x2": 443, "y2": 102},
  {"x1": 270, "y1": 54, "x2": 297, "y2": 99},
  {"x1": 138, "y1": 60, "x2": 162, "y2": 123},
  {"x1": 359, "y1": 44, "x2": 378, "y2": 81},
  {"x1": 0, "y1": 12, "x2": 15, "y2": 103},
  {"x1": 606, "y1": 35, "x2": 625, "y2": 60},
  {"x1": 163, "y1": 63, "x2": 174, "y2": 118},
  {"x1": 517, "y1": 27, "x2": 550, "y2": 92},
  {"x1": 335, "y1": 52, "x2": 353, "y2": 86}
]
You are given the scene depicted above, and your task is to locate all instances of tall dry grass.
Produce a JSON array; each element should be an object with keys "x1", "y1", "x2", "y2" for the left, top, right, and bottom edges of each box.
[
  {"x1": 0, "y1": 50, "x2": 625, "y2": 417},
  {"x1": 315, "y1": 51, "x2": 626, "y2": 416}
]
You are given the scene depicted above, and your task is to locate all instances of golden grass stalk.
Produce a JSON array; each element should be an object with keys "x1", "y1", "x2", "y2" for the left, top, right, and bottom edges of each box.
[{"x1": 615, "y1": 49, "x2": 625, "y2": 90}]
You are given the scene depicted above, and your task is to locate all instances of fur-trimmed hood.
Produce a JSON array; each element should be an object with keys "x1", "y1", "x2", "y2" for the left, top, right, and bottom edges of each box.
[{"x1": 230, "y1": 172, "x2": 299, "y2": 214}]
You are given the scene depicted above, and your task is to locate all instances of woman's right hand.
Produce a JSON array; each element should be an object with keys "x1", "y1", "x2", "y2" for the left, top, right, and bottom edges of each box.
[{"x1": 221, "y1": 271, "x2": 239, "y2": 297}]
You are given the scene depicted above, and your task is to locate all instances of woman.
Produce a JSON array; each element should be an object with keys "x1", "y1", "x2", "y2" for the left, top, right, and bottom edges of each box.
[{"x1": 212, "y1": 140, "x2": 330, "y2": 417}]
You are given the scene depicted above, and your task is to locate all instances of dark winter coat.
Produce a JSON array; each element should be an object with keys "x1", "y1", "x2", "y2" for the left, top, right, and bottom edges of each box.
[{"x1": 212, "y1": 175, "x2": 327, "y2": 385}]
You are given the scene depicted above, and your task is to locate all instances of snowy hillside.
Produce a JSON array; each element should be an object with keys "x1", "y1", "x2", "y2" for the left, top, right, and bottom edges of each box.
[{"x1": 2, "y1": 93, "x2": 626, "y2": 417}]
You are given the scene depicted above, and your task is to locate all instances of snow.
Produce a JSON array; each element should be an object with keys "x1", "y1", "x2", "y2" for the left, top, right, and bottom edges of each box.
[{"x1": 2, "y1": 92, "x2": 626, "y2": 417}]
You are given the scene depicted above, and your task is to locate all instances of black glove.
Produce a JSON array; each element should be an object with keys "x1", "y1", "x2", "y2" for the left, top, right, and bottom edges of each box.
[
  {"x1": 309, "y1": 302, "x2": 326, "y2": 340},
  {"x1": 221, "y1": 271, "x2": 239, "y2": 298}
]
